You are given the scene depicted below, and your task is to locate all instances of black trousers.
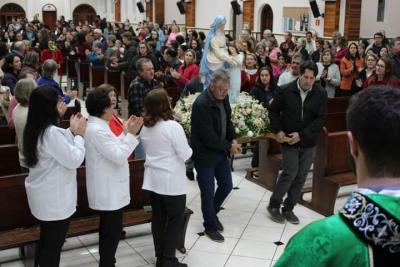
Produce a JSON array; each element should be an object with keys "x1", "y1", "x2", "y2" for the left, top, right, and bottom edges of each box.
[
  {"x1": 149, "y1": 191, "x2": 186, "y2": 260},
  {"x1": 34, "y1": 218, "x2": 70, "y2": 267},
  {"x1": 98, "y1": 209, "x2": 123, "y2": 267}
]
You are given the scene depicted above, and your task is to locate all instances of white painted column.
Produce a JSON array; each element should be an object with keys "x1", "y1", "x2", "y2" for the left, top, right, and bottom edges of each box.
[
  {"x1": 26, "y1": 0, "x2": 34, "y2": 21},
  {"x1": 106, "y1": 0, "x2": 113, "y2": 21},
  {"x1": 64, "y1": 0, "x2": 71, "y2": 20},
  {"x1": 339, "y1": 0, "x2": 346, "y2": 35}
]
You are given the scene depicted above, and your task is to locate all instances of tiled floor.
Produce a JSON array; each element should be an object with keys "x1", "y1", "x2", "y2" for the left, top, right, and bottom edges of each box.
[{"x1": 0, "y1": 155, "x2": 356, "y2": 267}]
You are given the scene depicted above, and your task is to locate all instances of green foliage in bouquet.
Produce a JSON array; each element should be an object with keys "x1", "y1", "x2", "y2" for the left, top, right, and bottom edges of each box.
[
  {"x1": 231, "y1": 93, "x2": 270, "y2": 138},
  {"x1": 174, "y1": 92, "x2": 270, "y2": 138}
]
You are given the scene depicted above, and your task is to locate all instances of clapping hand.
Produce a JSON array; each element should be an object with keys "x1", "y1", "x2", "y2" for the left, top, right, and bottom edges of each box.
[
  {"x1": 124, "y1": 115, "x2": 144, "y2": 135},
  {"x1": 70, "y1": 113, "x2": 87, "y2": 137},
  {"x1": 56, "y1": 99, "x2": 67, "y2": 117}
]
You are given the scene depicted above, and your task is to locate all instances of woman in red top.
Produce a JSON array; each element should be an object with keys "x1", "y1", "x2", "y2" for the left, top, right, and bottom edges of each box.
[
  {"x1": 241, "y1": 53, "x2": 259, "y2": 93},
  {"x1": 170, "y1": 49, "x2": 199, "y2": 91},
  {"x1": 364, "y1": 57, "x2": 399, "y2": 89},
  {"x1": 40, "y1": 40, "x2": 64, "y2": 76}
]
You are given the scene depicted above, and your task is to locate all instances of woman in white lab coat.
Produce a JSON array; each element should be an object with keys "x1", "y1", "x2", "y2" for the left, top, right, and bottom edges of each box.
[
  {"x1": 140, "y1": 88, "x2": 192, "y2": 267},
  {"x1": 23, "y1": 84, "x2": 86, "y2": 267},
  {"x1": 84, "y1": 87, "x2": 143, "y2": 267}
]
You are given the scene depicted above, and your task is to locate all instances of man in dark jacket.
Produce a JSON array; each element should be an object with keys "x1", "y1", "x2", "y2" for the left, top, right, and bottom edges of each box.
[
  {"x1": 191, "y1": 69, "x2": 241, "y2": 242},
  {"x1": 111, "y1": 31, "x2": 138, "y2": 71},
  {"x1": 267, "y1": 60, "x2": 327, "y2": 224},
  {"x1": 388, "y1": 37, "x2": 400, "y2": 80}
]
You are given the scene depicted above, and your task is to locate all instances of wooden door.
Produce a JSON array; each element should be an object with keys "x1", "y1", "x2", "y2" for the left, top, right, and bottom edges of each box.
[
  {"x1": 260, "y1": 4, "x2": 273, "y2": 33},
  {"x1": 115, "y1": 0, "x2": 121, "y2": 22},
  {"x1": 42, "y1": 11, "x2": 57, "y2": 30}
]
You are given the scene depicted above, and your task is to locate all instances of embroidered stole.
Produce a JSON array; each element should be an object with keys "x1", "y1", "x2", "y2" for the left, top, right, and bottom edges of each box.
[{"x1": 340, "y1": 192, "x2": 400, "y2": 266}]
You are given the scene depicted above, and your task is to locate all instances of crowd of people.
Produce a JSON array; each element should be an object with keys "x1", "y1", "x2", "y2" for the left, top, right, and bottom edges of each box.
[{"x1": 0, "y1": 14, "x2": 399, "y2": 267}]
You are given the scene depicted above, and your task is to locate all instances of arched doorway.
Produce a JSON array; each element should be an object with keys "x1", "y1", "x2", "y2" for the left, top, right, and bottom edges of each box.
[
  {"x1": 260, "y1": 4, "x2": 273, "y2": 33},
  {"x1": 42, "y1": 4, "x2": 57, "y2": 30},
  {"x1": 0, "y1": 3, "x2": 25, "y2": 27},
  {"x1": 73, "y1": 4, "x2": 97, "y2": 24}
]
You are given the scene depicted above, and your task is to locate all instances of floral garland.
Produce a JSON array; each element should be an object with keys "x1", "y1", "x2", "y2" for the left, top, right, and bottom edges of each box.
[{"x1": 174, "y1": 92, "x2": 270, "y2": 138}]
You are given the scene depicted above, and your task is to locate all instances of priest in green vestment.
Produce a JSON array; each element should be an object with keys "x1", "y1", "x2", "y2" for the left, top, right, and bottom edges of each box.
[{"x1": 275, "y1": 85, "x2": 400, "y2": 267}]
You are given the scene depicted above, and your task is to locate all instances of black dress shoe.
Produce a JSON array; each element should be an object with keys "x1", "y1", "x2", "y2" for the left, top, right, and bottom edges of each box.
[
  {"x1": 282, "y1": 210, "x2": 300, "y2": 224},
  {"x1": 162, "y1": 257, "x2": 187, "y2": 267},
  {"x1": 267, "y1": 206, "x2": 285, "y2": 224},
  {"x1": 204, "y1": 229, "x2": 224, "y2": 242},
  {"x1": 216, "y1": 217, "x2": 224, "y2": 232},
  {"x1": 186, "y1": 171, "x2": 195, "y2": 180}
]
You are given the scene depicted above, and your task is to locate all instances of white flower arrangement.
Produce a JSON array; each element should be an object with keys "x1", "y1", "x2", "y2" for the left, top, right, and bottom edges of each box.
[{"x1": 174, "y1": 92, "x2": 270, "y2": 138}]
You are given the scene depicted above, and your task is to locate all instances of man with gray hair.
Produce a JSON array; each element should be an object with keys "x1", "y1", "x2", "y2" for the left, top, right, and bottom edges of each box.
[
  {"x1": 191, "y1": 69, "x2": 242, "y2": 242},
  {"x1": 12, "y1": 41, "x2": 26, "y2": 60},
  {"x1": 37, "y1": 59, "x2": 77, "y2": 104},
  {"x1": 278, "y1": 54, "x2": 303, "y2": 87}
]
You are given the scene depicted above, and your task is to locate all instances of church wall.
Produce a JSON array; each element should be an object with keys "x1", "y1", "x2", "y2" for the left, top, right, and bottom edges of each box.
[{"x1": 164, "y1": 0, "x2": 185, "y2": 25}]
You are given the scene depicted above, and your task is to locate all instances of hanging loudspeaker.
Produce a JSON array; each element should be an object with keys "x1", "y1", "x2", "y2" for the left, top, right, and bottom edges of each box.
[
  {"x1": 137, "y1": 1, "x2": 145, "y2": 13},
  {"x1": 309, "y1": 0, "x2": 321, "y2": 18},
  {"x1": 177, "y1": 1, "x2": 185, "y2": 15},
  {"x1": 231, "y1": 1, "x2": 242, "y2": 15}
]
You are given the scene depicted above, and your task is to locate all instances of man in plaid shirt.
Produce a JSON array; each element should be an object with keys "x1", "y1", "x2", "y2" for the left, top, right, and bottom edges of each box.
[{"x1": 128, "y1": 58, "x2": 158, "y2": 116}]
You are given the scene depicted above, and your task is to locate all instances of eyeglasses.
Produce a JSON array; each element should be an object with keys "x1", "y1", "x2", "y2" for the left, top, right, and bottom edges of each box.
[
  {"x1": 376, "y1": 64, "x2": 385, "y2": 68},
  {"x1": 291, "y1": 61, "x2": 301, "y2": 65}
]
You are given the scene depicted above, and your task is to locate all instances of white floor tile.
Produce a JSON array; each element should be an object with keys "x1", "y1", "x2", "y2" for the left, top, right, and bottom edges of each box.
[
  {"x1": 191, "y1": 236, "x2": 239, "y2": 254},
  {"x1": 232, "y1": 239, "x2": 277, "y2": 260},
  {"x1": 241, "y1": 225, "x2": 284, "y2": 243},
  {"x1": 59, "y1": 248, "x2": 97, "y2": 267},
  {"x1": 1, "y1": 261, "x2": 25, "y2": 267},
  {"x1": 0, "y1": 248, "x2": 20, "y2": 263},
  {"x1": 181, "y1": 250, "x2": 229, "y2": 267},
  {"x1": 225, "y1": 255, "x2": 271, "y2": 267}
]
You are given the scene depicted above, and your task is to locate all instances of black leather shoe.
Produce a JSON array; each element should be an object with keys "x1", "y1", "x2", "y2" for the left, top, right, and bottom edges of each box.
[
  {"x1": 204, "y1": 229, "x2": 225, "y2": 242},
  {"x1": 186, "y1": 171, "x2": 195, "y2": 180},
  {"x1": 282, "y1": 210, "x2": 300, "y2": 224},
  {"x1": 267, "y1": 206, "x2": 285, "y2": 224},
  {"x1": 162, "y1": 257, "x2": 187, "y2": 267},
  {"x1": 216, "y1": 217, "x2": 224, "y2": 232}
]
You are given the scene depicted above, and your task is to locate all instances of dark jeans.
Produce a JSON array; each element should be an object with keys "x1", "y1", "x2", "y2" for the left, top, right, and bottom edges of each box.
[
  {"x1": 196, "y1": 154, "x2": 233, "y2": 230},
  {"x1": 149, "y1": 192, "x2": 186, "y2": 260},
  {"x1": 34, "y1": 218, "x2": 70, "y2": 267},
  {"x1": 98, "y1": 209, "x2": 123, "y2": 267},
  {"x1": 269, "y1": 145, "x2": 315, "y2": 211}
]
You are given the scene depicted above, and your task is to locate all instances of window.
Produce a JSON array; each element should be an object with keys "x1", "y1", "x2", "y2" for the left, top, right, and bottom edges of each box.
[{"x1": 377, "y1": 0, "x2": 385, "y2": 22}]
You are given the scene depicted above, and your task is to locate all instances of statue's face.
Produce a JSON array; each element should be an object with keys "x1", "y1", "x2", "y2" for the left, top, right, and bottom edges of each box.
[{"x1": 218, "y1": 22, "x2": 225, "y2": 31}]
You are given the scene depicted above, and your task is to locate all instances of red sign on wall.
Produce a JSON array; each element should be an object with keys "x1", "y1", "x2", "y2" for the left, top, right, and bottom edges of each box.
[{"x1": 315, "y1": 19, "x2": 320, "y2": 26}]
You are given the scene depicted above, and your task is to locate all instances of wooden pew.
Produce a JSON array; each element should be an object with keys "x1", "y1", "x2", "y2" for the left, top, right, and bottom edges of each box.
[
  {"x1": 299, "y1": 129, "x2": 356, "y2": 216},
  {"x1": 76, "y1": 61, "x2": 90, "y2": 99},
  {"x1": 120, "y1": 71, "x2": 134, "y2": 119},
  {"x1": 89, "y1": 64, "x2": 105, "y2": 90},
  {"x1": 0, "y1": 126, "x2": 16, "y2": 145},
  {"x1": 66, "y1": 56, "x2": 78, "y2": 90},
  {"x1": 105, "y1": 67, "x2": 121, "y2": 92},
  {"x1": 0, "y1": 144, "x2": 20, "y2": 175},
  {"x1": 61, "y1": 99, "x2": 81, "y2": 121},
  {"x1": 245, "y1": 97, "x2": 350, "y2": 192},
  {"x1": 0, "y1": 160, "x2": 193, "y2": 266}
]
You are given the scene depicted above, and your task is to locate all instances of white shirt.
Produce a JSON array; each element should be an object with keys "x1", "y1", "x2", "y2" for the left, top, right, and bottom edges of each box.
[
  {"x1": 12, "y1": 104, "x2": 28, "y2": 167},
  {"x1": 85, "y1": 116, "x2": 139, "y2": 211},
  {"x1": 278, "y1": 71, "x2": 298, "y2": 87},
  {"x1": 25, "y1": 126, "x2": 85, "y2": 221},
  {"x1": 141, "y1": 120, "x2": 192, "y2": 195}
]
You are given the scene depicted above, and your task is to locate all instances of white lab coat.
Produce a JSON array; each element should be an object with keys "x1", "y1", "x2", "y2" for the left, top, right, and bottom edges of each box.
[
  {"x1": 84, "y1": 116, "x2": 139, "y2": 211},
  {"x1": 140, "y1": 120, "x2": 192, "y2": 196},
  {"x1": 25, "y1": 125, "x2": 85, "y2": 221}
]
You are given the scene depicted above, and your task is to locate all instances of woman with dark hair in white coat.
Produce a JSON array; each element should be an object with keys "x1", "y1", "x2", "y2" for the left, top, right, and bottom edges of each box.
[
  {"x1": 23, "y1": 84, "x2": 86, "y2": 267},
  {"x1": 140, "y1": 88, "x2": 192, "y2": 267},
  {"x1": 84, "y1": 87, "x2": 143, "y2": 267}
]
